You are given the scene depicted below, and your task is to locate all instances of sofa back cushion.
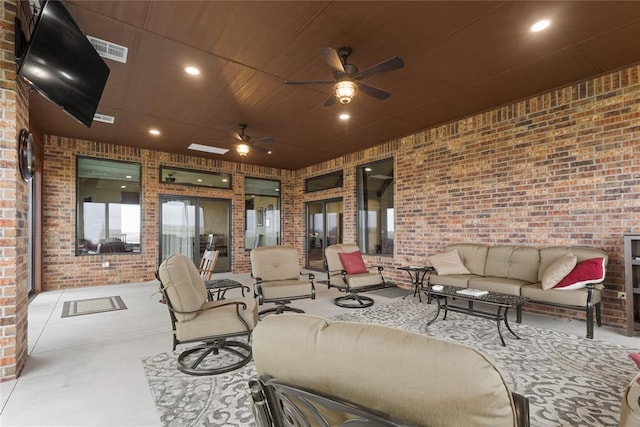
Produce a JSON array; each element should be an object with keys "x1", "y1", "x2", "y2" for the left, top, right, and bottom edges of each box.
[
  {"x1": 538, "y1": 246, "x2": 608, "y2": 282},
  {"x1": 485, "y1": 246, "x2": 540, "y2": 283},
  {"x1": 446, "y1": 243, "x2": 489, "y2": 276},
  {"x1": 253, "y1": 314, "x2": 518, "y2": 427},
  {"x1": 325, "y1": 243, "x2": 361, "y2": 277}
]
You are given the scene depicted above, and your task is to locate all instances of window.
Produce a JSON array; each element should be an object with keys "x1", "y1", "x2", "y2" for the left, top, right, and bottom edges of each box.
[
  {"x1": 160, "y1": 166, "x2": 231, "y2": 189},
  {"x1": 76, "y1": 157, "x2": 141, "y2": 255},
  {"x1": 305, "y1": 171, "x2": 343, "y2": 193},
  {"x1": 245, "y1": 178, "x2": 281, "y2": 249},
  {"x1": 357, "y1": 158, "x2": 394, "y2": 256}
]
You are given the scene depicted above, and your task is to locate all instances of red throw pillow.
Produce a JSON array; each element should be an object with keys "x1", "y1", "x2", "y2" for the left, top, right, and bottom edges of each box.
[
  {"x1": 338, "y1": 251, "x2": 368, "y2": 275},
  {"x1": 553, "y1": 257, "x2": 606, "y2": 290}
]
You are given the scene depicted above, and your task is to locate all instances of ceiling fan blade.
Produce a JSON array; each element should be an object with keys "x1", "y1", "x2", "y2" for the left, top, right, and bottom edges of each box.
[
  {"x1": 321, "y1": 47, "x2": 345, "y2": 73},
  {"x1": 359, "y1": 83, "x2": 391, "y2": 100},
  {"x1": 285, "y1": 80, "x2": 335, "y2": 85},
  {"x1": 354, "y1": 56, "x2": 405, "y2": 80},
  {"x1": 251, "y1": 144, "x2": 272, "y2": 154},
  {"x1": 323, "y1": 96, "x2": 336, "y2": 107},
  {"x1": 252, "y1": 137, "x2": 275, "y2": 144}
]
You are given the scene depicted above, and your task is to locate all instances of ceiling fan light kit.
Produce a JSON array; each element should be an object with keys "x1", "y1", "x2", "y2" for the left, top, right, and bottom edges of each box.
[
  {"x1": 237, "y1": 143, "x2": 250, "y2": 156},
  {"x1": 334, "y1": 80, "x2": 357, "y2": 104},
  {"x1": 285, "y1": 46, "x2": 404, "y2": 107}
]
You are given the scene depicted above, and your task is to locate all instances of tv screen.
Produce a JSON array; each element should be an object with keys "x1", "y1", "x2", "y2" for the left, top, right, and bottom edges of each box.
[{"x1": 17, "y1": 0, "x2": 110, "y2": 128}]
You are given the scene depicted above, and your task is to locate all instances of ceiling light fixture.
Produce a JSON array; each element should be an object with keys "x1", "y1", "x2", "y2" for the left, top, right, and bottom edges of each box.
[
  {"x1": 185, "y1": 66, "x2": 200, "y2": 76},
  {"x1": 149, "y1": 128, "x2": 160, "y2": 136},
  {"x1": 339, "y1": 112, "x2": 350, "y2": 121},
  {"x1": 530, "y1": 19, "x2": 551, "y2": 32},
  {"x1": 237, "y1": 143, "x2": 250, "y2": 156},
  {"x1": 334, "y1": 80, "x2": 357, "y2": 104}
]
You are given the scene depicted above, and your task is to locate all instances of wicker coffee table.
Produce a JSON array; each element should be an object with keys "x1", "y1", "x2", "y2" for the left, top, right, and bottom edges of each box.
[{"x1": 422, "y1": 285, "x2": 529, "y2": 346}]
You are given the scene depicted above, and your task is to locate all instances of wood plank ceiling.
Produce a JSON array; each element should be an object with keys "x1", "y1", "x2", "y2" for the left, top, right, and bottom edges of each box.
[{"x1": 26, "y1": 1, "x2": 640, "y2": 170}]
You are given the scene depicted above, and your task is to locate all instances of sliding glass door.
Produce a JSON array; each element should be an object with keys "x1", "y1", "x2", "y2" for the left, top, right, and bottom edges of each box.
[
  {"x1": 160, "y1": 196, "x2": 231, "y2": 271},
  {"x1": 306, "y1": 199, "x2": 343, "y2": 270}
]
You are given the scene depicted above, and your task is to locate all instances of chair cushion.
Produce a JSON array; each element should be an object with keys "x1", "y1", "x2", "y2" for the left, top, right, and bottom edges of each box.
[
  {"x1": 485, "y1": 246, "x2": 540, "y2": 283},
  {"x1": 175, "y1": 297, "x2": 257, "y2": 341},
  {"x1": 253, "y1": 314, "x2": 518, "y2": 427},
  {"x1": 259, "y1": 280, "x2": 314, "y2": 300},
  {"x1": 345, "y1": 272, "x2": 383, "y2": 288},
  {"x1": 428, "y1": 250, "x2": 471, "y2": 275},
  {"x1": 250, "y1": 246, "x2": 301, "y2": 281},
  {"x1": 541, "y1": 253, "x2": 577, "y2": 290},
  {"x1": 325, "y1": 244, "x2": 361, "y2": 277},
  {"x1": 158, "y1": 254, "x2": 208, "y2": 322},
  {"x1": 553, "y1": 257, "x2": 606, "y2": 290},
  {"x1": 521, "y1": 282, "x2": 603, "y2": 306},
  {"x1": 445, "y1": 244, "x2": 489, "y2": 276},
  {"x1": 338, "y1": 251, "x2": 368, "y2": 274}
]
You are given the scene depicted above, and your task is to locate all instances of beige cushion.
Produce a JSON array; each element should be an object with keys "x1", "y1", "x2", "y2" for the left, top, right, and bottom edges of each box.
[
  {"x1": 157, "y1": 254, "x2": 208, "y2": 322},
  {"x1": 428, "y1": 250, "x2": 471, "y2": 275},
  {"x1": 538, "y1": 246, "x2": 608, "y2": 282},
  {"x1": 345, "y1": 272, "x2": 383, "y2": 288},
  {"x1": 175, "y1": 298, "x2": 258, "y2": 341},
  {"x1": 325, "y1": 243, "x2": 361, "y2": 277},
  {"x1": 620, "y1": 374, "x2": 640, "y2": 427},
  {"x1": 445, "y1": 243, "x2": 489, "y2": 275},
  {"x1": 253, "y1": 314, "x2": 518, "y2": 427},
  {"x1": 541, "y1": 253, "x2": 577, "y2": 290},
  {"x1": 250, "y1": 246, "x2": 301, "y2": 281},
  {"x1": 429, "y1": 274, "x2": 471, "y2": 288},
  {"x1": 259, "y1": 280, "x2": 313, "y2": 300},
  {"x1": 485, "y1": 246, "x2": 540, "y2": 283},
  {"x1": 521, "y1": 282, "x2": 603, "y2": 306}
]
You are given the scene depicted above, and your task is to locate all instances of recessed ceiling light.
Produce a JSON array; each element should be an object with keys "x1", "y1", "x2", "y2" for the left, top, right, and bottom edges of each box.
[
  {"x1": 222, "y1": 178, "x2": 228, "y2": 182},
  {"x1": 149, "y1": 128, "x2": 160, "y2": 136},
  {"x1": 120, "y1": 185, "x2": 126, "y2": 189},
  {"x1": 365, "y1": 167, "x2": 372, "y2": 172},
  {"x1": 530, "y1": 19, "x2": 551, "y2": 32},
  {"x1": 185, "y1": 66, "x2": 200, "y2": 76},
  {"x1": 125, "y1": 175, "x2": 132, "y2": 179},
  {"x1": 339, "y1": 113, "x2": 350, "y2": 121},
  {"x1": 197, "y1": 179, "x2": 203, "y2": 182},
  {"x1": 267, "y1": 150, "x2": 272, "y2": 155}
]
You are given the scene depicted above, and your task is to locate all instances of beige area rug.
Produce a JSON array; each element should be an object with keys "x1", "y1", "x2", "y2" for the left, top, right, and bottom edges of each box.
[{"x1": 61, "y1": 296, "x2": 127, "y2": 318}]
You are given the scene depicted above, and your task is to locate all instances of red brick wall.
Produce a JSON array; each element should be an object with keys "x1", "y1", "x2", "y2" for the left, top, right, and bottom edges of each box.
[
  {"x1": 42, "y1": 138, "x2": 294, "y2": 289},
  {"x1": 41, "y1": 65, "x2": 640, "y2": 330},
  {"x1": 0, "y1": 0, "x2": 29, "y2": 381},
  {"x1": 298, "y1": 65, "x2": 640, "y2": 327}
]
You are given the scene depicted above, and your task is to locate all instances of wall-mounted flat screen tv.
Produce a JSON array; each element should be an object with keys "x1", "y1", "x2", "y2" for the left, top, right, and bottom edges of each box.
[{"x1": 17, "y1": 0, "x2": 110, "y2": 127}]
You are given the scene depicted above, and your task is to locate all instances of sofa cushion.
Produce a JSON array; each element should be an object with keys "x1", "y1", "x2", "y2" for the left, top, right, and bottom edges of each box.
[
  {"x1": 338, "y1": 251, "x2": 368, "y2": 274},
  {"x1": 468, "y1": 276, "x2": 530, "y2": 296},
  {"x1": 554, "y1": 257, "x2": 606, "y2": 290},
  {"x1": 541, "y1": 253, "x2": 578, "y2": 290},
  {"x1": 538, "y1": 246, "x2": 608, "y2": 282},
  {"x1": 521, "y1": 282, "x2": 603, "y2": 306},
  {"x1": 485, "y1": 246, "x2": 540, "y2": 283},
  {"x1": 428, "y1": 250, "x2": 471, "y2": 275},
  {"x1": 429, "y1": 274, "x2": 472, "y2": 288},
  {"x1": 446, "y1": 243, "x2": 488, "y2": 275}
]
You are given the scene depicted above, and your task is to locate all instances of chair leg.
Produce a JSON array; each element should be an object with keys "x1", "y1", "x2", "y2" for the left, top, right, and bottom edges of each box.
[
  {"x1": 177, "y1": 339, "x2": 252, "y2": 376},
  {"x1": 259, "y1": 302, "x2": 305, "y2": 317},
  {"x1": 334, "y1": 294, "x2": 374, "y2": 309},
  {"x1": 595, "y1": 302, "x2": 602, "y2": 327}
]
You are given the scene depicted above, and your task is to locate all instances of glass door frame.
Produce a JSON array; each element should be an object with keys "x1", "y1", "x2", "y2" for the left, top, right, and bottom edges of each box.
[
  {"x1": 158, "y1": 195, "x2": 232, "y2": 271},
  {"x1": 305, "y1": 198, "x2": 343, "y2": 271}
]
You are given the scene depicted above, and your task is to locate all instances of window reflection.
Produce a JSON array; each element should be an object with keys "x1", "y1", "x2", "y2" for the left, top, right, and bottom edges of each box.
[
  {"x1": 77, "y1": 157, "x2": 141, "y2": 255},
  {"x1": 245, "y1": 177, "x2": 281, "y2": 249},
  {"x1": 357, "y1": 158, "x2": 394, "y2": 256}
]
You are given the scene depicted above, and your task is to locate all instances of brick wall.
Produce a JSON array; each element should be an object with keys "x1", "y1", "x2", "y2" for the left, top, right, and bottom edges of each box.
[
  {"x1": 298, "y1": 65, "x2": 640, "y2": 327},
  {"x1": 0, "y1": 0, "x2": 29, "y2": 381},
  {"x1": 41, "y1": 65, "x2": 640, "y2": 330},
  {"x1": 42, "y1": 137, "x2": 295, "y2": 289}
]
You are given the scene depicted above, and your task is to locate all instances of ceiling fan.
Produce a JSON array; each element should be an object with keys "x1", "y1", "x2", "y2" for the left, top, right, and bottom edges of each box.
[
  {"x1": 232, "y1": 123, "x2": 274, "y2": 156},
  {"x1": 285, "y1": 46, "x2": 405, "y2": 106}
]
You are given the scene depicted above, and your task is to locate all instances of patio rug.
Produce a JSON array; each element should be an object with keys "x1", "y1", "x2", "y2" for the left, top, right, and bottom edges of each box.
[
  {"x1": 142, "y1": 299, "x2": 637, "y2": 427},
  {"x1": 61, "y1": 296, "x2": 127, "y2": 318}
]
